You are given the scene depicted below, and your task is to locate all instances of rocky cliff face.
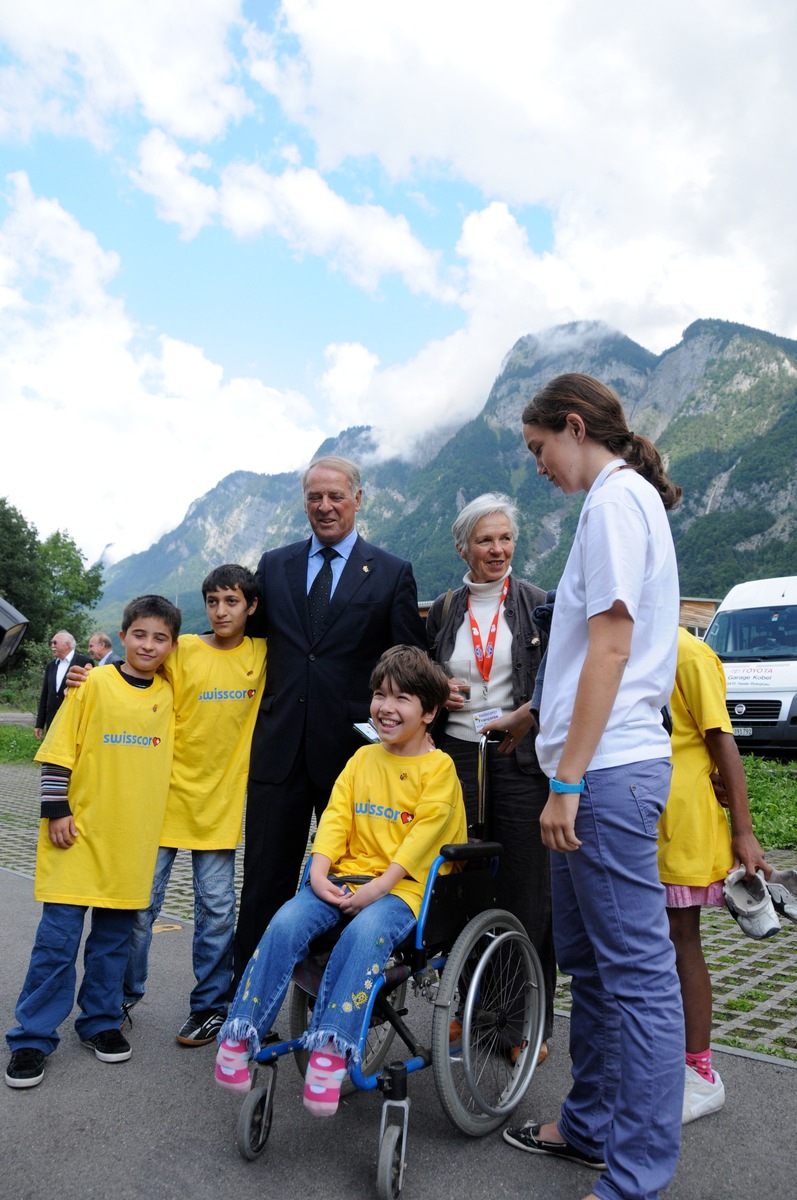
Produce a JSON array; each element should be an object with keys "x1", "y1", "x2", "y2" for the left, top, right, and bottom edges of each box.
[{"x1": 95, "y1": 318, "x2": 797, "y2": 632}]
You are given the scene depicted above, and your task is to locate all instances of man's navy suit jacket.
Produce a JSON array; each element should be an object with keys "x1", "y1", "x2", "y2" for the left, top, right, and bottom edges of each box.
[{"x1": 248, "y1": 534, "x2": 425, "y2": 795}]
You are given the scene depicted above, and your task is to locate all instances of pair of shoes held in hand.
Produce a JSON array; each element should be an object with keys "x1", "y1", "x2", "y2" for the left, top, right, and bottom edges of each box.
[{"x1": 723, "y1": 866, "x2": 797, "y2": 939}]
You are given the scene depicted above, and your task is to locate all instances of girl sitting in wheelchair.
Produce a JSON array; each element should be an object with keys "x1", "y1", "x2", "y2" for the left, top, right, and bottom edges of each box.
[{"x1": 215, "y1": 645, "x2": 467, "y2": 1116}]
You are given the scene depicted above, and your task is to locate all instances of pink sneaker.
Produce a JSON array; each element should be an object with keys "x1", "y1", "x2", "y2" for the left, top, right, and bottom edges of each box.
[
  {"x1": 214, "y1": 1039, "x2": 251, "y2": 1093},
  {"x1": 303, "y1": 1044, "x2": 347, "y2": 1117}
]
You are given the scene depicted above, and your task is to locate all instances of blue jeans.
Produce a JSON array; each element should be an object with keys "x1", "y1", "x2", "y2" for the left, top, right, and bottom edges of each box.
[
  {"x1": 7, "y1": 903, "x2": 135, "y2": 1055},
  {"x1": 124, "y1": 846, "x2": 236, "y2": 1013},
  {"x1": 221, "y1": 886, "x2": 416, "y2": 1062},
  {"x1": 553, "y1": 760, "x2": 684, "y2": 1200}
]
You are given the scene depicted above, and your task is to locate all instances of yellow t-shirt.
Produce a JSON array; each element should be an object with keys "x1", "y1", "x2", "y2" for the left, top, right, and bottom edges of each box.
[
  {"x1": 159, "y1": 634, "x2": 267, "y2": 849},
  {"x1": 657, "y1": 627, "x2": 733, "y2": 887},
  {"x1": 312, "y1": 744, "x2": 467, "y2": 918},
  {"x1": 34, "y1": 666, "x2": 175, "y2": 908}
]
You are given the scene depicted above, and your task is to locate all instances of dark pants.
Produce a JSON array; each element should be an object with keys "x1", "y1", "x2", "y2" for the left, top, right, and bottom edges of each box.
[
  {"x1": 442, "y1": 734, "x2": 556, "y2": 1040},
  {"x1": 233, "y1": 750, "x2": 331, "y2": 987}
]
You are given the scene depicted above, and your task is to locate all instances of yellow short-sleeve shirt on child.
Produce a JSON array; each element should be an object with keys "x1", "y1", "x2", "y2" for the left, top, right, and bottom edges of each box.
[
  {"x1": 159, "y1": 634, "x2": 267, "y2": 849},
  {"x1": 312, "y1": 744, "x2": 467, "y2": 918},
  {"x1": 657, "y1": 627, "x2": 734, "y2": 888},
  {"x1": 34, "y1": 666, "x2": 175, "y2": 908}
]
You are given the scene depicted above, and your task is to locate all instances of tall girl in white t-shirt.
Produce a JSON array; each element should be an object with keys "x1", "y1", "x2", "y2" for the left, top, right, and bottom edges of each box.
[{"x1": 501, "y1": 373, "x2": 684, "y2": 1200}]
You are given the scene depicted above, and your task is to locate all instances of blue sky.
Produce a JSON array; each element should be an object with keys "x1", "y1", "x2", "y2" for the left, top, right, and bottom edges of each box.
[{"x1": 1, "y1": 0, "x2": 795, "y2": 565}]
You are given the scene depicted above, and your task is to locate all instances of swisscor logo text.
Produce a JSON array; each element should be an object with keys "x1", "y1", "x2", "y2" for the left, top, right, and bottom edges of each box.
[
  {"x1": 102, "y1": 733, "x2": 163, "y2": 746},
  {"x1": 354, "y1": 803, "x2": 414, "y2": 823},
  {"x1": 198, "y1": 689, "x2": 258, "y2": 701}
]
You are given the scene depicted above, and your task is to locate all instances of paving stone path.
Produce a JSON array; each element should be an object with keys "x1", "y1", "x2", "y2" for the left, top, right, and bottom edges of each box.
[{"x1": 2, "y1": 760, "x2": 796, "y2": 1061}]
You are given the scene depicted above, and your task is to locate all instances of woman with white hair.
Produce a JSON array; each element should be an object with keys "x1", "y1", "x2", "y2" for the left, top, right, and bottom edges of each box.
[{"x1": 426, "y1": 492, "x2": 555, "y2": 1057}]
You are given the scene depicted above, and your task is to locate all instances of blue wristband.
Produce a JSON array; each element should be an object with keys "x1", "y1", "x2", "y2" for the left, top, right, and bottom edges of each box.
[{"x1": 549, "y1": 776, "x2": 585, "y2": 793}]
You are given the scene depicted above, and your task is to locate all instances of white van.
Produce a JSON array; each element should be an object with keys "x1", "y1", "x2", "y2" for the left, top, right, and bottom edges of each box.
[{"x1": 703, "y1": 576, "x2": 797, "y2": 753}]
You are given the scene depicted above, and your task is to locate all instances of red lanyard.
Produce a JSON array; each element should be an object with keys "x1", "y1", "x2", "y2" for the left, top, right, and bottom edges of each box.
[{"x1": 467, "y1": 577, "x2": 509, "y2": 682}]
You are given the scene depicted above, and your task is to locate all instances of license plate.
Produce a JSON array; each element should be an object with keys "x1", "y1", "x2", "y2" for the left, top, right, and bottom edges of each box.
[{"x1": 732, "y1": 726, "x2": 753, "y2": 737}]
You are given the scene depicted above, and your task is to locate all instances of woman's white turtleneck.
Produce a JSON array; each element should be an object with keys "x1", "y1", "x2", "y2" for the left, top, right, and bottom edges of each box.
[{"x1": 445, "y1": 566, "x2": 515, "y2": 743}]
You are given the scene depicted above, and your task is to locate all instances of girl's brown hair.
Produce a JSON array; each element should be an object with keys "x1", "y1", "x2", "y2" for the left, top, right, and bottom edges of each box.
[{"x1": 521, "y1": 372, "x2": 681, "y2": 510}]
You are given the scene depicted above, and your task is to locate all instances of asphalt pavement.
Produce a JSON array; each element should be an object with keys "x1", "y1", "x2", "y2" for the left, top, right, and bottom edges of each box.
[{"x1": 2, "y1": 864, "x2": 796, "y2": 1200}]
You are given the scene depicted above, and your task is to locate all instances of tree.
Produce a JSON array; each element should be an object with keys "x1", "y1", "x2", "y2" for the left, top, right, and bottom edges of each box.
[
  {"x1": 0, "y1": 498, "x2": 49, "y2": 643},
  {"x1": 0, "y1": 498, "x2": 104, "y2": 665},
  {"x1": 38, "y1": 530, "x2": 104, "y2": 642}
]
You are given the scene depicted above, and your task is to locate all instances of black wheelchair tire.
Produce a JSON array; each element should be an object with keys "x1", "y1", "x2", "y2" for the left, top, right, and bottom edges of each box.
[
  {"x1": 376, "y1": 1124, "x2": 404, "y2": 1200},
  {"x1": 431, "y1": 908, "x2": 544, "y2": 1136},
  {"x1": 235, "y1": 1075, "x2": 275, "y2": 1160}
]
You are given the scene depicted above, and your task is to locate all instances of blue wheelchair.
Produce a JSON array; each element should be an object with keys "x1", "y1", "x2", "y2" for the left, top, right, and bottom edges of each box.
[{"x1": 232, "y1": 736, "x2": 546, "y2": 1198}]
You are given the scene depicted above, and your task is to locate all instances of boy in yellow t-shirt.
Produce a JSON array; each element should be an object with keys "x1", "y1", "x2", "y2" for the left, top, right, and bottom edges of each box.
[
  {"x1": 5, "y1": 595, "x2": 180, "y2": 1090},
  {"x1": 124, "y1": 565, "x2": 267, "y2": 1047}
]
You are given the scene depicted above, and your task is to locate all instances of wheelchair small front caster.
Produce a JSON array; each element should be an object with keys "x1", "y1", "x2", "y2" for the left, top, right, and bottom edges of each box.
[
  {"x1": 236, "y1": 1068, "x2": 276, "y2": 1161},
  {"x1": 376, "y1": 1124, "x2": 405, "y2": 1200}
]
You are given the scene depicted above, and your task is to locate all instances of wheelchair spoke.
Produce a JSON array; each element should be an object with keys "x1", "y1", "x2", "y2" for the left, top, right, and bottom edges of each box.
[{"x1": 432, "y1": 910, "x2": 545, "y2": 1135}]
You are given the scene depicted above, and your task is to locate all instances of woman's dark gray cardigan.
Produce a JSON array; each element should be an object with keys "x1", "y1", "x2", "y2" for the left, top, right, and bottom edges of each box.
[{"x1": 425, "y1": 576, "x2": 548, "y2": 775}]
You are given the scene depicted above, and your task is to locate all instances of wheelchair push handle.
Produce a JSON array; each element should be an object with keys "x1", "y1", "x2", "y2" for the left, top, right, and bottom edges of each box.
[{"x1": 475, "y1": 730, "x2": 509, "y2": 834}]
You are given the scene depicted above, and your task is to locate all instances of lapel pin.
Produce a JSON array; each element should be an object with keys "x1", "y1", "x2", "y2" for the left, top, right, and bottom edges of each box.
[{"x1": 363, "y1": 565, "x2": 369, "y2": 573}]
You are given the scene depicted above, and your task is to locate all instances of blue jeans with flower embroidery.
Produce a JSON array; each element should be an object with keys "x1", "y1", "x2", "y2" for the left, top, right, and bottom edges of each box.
[{"x1": 219, "y1": 884, "x2": 415, "y2": 1063}]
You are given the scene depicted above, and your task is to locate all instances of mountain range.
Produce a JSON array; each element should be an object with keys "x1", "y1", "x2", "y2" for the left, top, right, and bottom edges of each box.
[{"x1": 94, "y1": 318, "x2": 797, "y2": 633}]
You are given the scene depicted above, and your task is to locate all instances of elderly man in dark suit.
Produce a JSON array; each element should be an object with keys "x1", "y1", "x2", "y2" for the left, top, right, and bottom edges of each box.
[
  {"x1": 233, "y1": 455, "x2": 426, "y2": 979},
  {"x1": 87, "y1": 631, "x2": 122, "y2": 666},
  {"x1": 34, "y1": 631, "x2": 93, "y2": 738}
]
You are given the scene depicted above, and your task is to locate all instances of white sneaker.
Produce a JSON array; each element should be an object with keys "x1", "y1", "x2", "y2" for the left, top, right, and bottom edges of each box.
[
  {"x1": 723, "y1": 868, "x2": 780, "y2": 939},
  {"x1": 683, "y1": 1065, "x2": 725, "y2": 1124},
  {"x1": 766, "y1": 868, "x2": 797, "y2": 924}
]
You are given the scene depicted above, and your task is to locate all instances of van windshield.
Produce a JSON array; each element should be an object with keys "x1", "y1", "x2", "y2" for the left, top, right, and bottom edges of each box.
[{"x1": 705, "y1": 605, "x2": 797, "y2": 661}]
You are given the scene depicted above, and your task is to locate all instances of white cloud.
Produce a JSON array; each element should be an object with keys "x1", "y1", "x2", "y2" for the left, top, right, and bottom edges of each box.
[
  {"x1": 132, "y1": 129, "x2": 218, "y2": 239},
  {"x1": 218, "y1": 161, "x2": 455, "y2": 298},
  {"x1": 0, "y1": 173, "x2": 324, "y2": 563},
  {"x1": 320, "y1": 342, "x2": 380, "y2": 429},
  {"x1": 2, "y1": 0, "x2": 797, "y2": 564},
  {"x1": 128, "y1": 130, "x2": 456, "y2": 299},
  {"x1": 246, "y1": 0, "x2": 797, "y2": 348},
  {"x1": 0, "y1": 0, "x2": 250, "y2": 144}
]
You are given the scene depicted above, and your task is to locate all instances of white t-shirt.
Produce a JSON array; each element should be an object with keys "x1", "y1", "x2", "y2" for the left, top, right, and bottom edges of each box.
[{"x1": 535, "y1": 459, "x2": 679, "y2": 777}]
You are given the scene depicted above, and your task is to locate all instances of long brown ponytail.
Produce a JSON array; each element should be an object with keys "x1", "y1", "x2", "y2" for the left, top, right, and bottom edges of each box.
[{"x1": 521, "y1": 373, "x2": 681, "y2": 510}]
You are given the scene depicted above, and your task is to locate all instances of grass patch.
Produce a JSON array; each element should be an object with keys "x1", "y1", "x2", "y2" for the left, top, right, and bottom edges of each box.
[
  {"x1": 714, "y1": 1033, "x2": 797, "y2": 1063},
  {"x1": 744, "y1": 754, "x2": 797, "y2": 849},
  {"x1": 0, "y1": 725, "x2": 39, "y2": 764}
]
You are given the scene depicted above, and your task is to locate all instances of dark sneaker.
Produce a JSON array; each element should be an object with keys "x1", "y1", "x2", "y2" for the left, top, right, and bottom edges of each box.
[
  {"x1": 502, "y1": 1122, "x2": 606, "y2": 1170},
  {"x1": 82, "y1": 1029, "x2": 132, "y2": 1063},
  {"x1": 119, "y1": 1000, "x2": 138, "y2": 1031},
  {"x1": 176, "y1": 1010, "x2": 226, "y2": 1047},
  {"x1": 5, "y1": 1048, "x2": 46, "y2": 1089}
]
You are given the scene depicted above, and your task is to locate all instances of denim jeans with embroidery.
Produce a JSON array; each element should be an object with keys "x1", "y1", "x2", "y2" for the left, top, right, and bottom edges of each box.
[{"x1": 220, "y1": 884, "x2": 415, "y2": 1062}]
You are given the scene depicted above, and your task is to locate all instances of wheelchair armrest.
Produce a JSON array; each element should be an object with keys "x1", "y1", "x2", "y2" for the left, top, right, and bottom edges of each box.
[{"x1": 439, "y1": 840, "x2": 503, "y2": 862}]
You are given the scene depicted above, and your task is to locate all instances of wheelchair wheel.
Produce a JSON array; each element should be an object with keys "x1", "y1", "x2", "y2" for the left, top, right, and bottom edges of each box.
[
  {"x1": 376, "y1": 1124, "x2": 404, "y2": 1200},
  {"x1": 432, "y1": 909, "x2": 544, "y2": 1136},
  {"x1": 236, "y1": 1072, "x2": 275, "y2": 1160},
  {"x1": 287, "y1": 977, "x2": 407, "y2": 1095}
]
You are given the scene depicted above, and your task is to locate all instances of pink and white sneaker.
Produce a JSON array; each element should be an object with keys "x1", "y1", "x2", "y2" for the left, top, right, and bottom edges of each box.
[
  {"x1": 214, "y1": 1039, "x2": 251, "y2": 1093},
  {"x1": 302, "y1": 1044, "x2": 348, "y2": 1117}
]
